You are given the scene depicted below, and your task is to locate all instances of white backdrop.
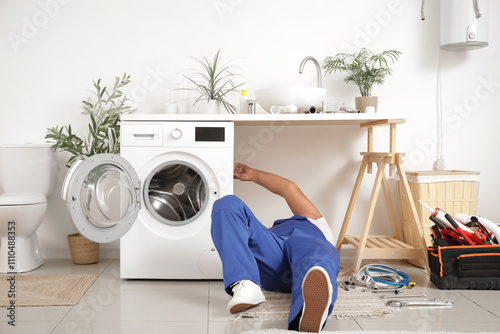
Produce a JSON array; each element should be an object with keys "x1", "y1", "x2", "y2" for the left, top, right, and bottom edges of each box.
[{"x1": 1, "y1": 0, "x2": 499, "y2": 257}]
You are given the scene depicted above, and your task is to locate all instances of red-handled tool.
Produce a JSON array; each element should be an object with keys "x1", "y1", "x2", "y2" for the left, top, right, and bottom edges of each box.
[
  {"x1": 429, "y1": 215, "x2": 446, "y2": 230},
  {"x1": 429, "y1": 215, "x2": 463, "y2": 245},
  {"x1": 444, "y1": 214, "x2": 475, "y2": 245},
  {"x1": 469, "y1": 217, "x2": 491, "y2": 244},
  {"x1": 419, "y1": 201, "x2": 482, "y2": 245}
]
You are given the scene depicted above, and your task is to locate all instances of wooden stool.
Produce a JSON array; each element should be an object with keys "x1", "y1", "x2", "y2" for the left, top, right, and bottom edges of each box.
[{"x1": 336, "y1": 120, "x2": 430, "y2": 274}]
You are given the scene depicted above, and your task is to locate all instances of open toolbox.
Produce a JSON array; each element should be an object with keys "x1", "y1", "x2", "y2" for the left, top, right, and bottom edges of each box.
[
  {"x1": 422, "y1": 201, "x2": 500, "y2": 290},
  {"x1": 428, "y1": 243, "x2": 500, "y2": 289}
]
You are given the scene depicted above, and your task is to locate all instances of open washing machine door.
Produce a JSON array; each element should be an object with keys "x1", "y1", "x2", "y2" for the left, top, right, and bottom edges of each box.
[{"x1": 62, "y1": 153, "x2": 141, "y2": 243}]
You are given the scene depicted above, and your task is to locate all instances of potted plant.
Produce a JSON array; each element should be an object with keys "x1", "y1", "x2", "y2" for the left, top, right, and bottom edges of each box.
[
  {"x1": 46, "y1": 73, "x2": 135, "y2": 167},
  {"x1": 185, "y1": 49, "x2": 243, "y2": 114},
  {"x1": 45, "y1": 73, "x2": 135, "y2": 264},
  {"x1": 322, "y1": 48, "x2": 402, "y2": 113}
]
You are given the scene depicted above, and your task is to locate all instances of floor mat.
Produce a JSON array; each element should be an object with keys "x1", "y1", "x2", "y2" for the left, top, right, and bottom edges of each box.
[
  {"x1": 234, "y1": 266, "x2": 393, "y2": 320},
  {"x1": 0, "y1": 274, "x2": 98, "y2": 307}
]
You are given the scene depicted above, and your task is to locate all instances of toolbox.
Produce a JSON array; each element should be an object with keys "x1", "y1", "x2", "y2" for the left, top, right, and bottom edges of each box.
[{"x1": 428, "y1": 244, "x2": 500, "y2": 289}]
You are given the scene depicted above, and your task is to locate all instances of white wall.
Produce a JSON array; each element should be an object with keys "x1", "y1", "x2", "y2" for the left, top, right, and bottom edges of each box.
[{"x1": 1, "y1": 0, "x2": 499, "y2": 258}]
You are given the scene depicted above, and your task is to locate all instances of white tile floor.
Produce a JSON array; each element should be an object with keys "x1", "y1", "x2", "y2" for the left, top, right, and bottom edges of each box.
[{"x1": 2, "y1": 256, "x2": 500, "y2": 334}]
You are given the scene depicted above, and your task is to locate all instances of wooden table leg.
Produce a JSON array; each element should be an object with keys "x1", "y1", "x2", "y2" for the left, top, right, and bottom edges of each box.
[
  {"x1": 396, "y1": 156, "x2": 430, "y2": 274},
  {"x1": 367, "y1": 127, "x2": 373, "y2": 174},
  {"x1": 389, "y1": 123, "x2": 396, "y2": 176},
  {"x1": 352, "y1": 156, "x2": 388, "y2": 271},
  {"x1": 336, "y1": 156, "x2": 368, "y2": 252}
]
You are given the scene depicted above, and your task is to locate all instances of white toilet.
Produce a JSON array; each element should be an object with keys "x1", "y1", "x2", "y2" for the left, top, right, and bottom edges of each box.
[{"x1": 0, "y1": 143, "x2": 54, "y2": 273}]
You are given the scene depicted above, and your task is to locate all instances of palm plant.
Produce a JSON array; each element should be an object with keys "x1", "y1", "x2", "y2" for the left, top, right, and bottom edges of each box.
[
  {"x1": 46, "y1": 73, "x2": 135, "y2": 167},
  {"x1": 185, "y1": 49, "x2": 243, "y2": 114},
  {"x1": 322, "y1": 48, "x2": 402, "y2": 96}
]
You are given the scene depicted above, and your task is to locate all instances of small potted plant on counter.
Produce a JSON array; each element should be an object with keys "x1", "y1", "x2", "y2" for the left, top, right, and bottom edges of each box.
[
  {"x1": 322, "y1": 48, "x2": 402, "y2": 113},
  {"x1": 185, "y1": 49, "x2": 243, "y2": 114},
  {"x1": 45, "y1": 73, "x2": 135, "y2": 264}
]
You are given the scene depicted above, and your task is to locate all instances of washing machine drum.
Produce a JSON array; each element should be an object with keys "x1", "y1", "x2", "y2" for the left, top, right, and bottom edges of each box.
[{"x1": 146, "y1": 163, "x2": 208, "y2": 226}]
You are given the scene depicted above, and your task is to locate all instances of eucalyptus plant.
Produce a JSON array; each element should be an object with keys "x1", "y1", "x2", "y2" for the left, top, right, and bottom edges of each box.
[
  {"x1": 322, "y1": 48, "x2": 402, "y2": 97},
  {"x1": 185, "y1": 49, "x2": 243, "y2": 114},
  {"x1": 46, "y1": 73, "x2": 135, "y2": 167}
]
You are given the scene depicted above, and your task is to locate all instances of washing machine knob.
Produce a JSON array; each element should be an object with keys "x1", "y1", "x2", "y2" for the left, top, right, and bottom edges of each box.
[{"x1": 171, "y1": 128, "x2": 183, "y2": 140}]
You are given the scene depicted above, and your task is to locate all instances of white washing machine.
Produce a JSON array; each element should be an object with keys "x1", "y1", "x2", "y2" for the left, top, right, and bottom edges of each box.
[{"x1": 62, "y1": 119, "x2": 233, "y2": 279}]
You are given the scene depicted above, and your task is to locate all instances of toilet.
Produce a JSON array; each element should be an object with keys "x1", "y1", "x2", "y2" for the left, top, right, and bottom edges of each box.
[{"x1": 0, "y1": 143, "x2": 54, "y2": 273}]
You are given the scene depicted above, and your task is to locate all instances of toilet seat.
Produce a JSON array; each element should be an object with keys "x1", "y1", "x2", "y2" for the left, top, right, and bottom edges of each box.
[{"x1": 0, "y1": 192, "x2": 46, "y2": 205}]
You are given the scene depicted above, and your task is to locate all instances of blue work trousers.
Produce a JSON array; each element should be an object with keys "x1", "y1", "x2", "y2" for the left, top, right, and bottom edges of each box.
[{"x1": 210, "y1": 195, "x2": 340, "y2": 325}]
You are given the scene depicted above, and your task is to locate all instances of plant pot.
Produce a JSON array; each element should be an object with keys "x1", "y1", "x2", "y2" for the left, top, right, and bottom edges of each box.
[
  {"x1": 355, "y1": 96, "x2": 378, "y2": 113},
  {"x1": 206, "y1": 100, "x2": 221, "y2": 114},
  {"x1": 67, "y1": 233, "x2": 99, "y2": 265}
]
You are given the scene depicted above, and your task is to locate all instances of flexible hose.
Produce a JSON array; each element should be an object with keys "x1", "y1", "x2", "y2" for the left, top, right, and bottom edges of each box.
[{"x1": 347, "y1": 264, "x2": 410, "y2": 290}]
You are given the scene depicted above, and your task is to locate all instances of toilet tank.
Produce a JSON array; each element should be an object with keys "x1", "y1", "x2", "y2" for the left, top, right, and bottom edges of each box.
[{"x1": 0, "y1": 143, "x2": 55, "y2": 196}]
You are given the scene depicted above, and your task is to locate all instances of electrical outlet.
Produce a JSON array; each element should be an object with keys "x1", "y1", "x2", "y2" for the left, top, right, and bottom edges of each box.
[{"x1": 434, "y1": 158, "x2": 446, "y2": 171}]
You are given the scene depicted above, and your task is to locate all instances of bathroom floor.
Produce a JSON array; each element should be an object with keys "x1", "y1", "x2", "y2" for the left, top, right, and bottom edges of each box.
[{"x1": 2, "y1": 255, "x2": 500, "y2": 334}]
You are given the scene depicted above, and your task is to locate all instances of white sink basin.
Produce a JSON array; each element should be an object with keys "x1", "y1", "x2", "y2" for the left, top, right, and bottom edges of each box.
[{"x1": 254, "y1": 87, "x2": 327, "y2": 113}]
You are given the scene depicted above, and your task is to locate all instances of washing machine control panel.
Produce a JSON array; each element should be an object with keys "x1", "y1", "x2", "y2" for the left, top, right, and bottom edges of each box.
[
  {"x1": 121, "y1": 121, "x2": 234, "y2": 148},
  {"x1": 171, "y1": 128, "x2": 183, "y2": 140}
]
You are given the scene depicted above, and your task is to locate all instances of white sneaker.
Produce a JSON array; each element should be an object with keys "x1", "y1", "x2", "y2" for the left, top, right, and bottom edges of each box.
[
  {"x1": 227, "y1": 280, "x2": 265, "y2": 314},
  {"x1": 299, "y1": 266, "x2": 333, "y2": 332}
]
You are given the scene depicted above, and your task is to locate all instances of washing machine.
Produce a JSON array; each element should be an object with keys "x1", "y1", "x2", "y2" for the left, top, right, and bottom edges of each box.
[{"x1": 62, "y1": 118, "x2": 233, "y2": 279}]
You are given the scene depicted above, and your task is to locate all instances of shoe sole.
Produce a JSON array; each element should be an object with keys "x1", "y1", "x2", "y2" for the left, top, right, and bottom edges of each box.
[
  {"x1": 229, "y1": 301, "x2": 263, "y2": 314},
  {"x1": 299, "y1": 267, "x2": 332, "y2": 332}
]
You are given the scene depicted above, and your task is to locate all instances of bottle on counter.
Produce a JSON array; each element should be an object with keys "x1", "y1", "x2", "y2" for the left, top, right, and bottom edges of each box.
[{"x1": 239, "y1": 90, "x2": 248, "y2": 114}]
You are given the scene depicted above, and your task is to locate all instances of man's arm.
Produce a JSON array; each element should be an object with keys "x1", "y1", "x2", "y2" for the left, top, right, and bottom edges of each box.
[{"x1": 233, "y1": 163, "x2": 322, "y2": 219}]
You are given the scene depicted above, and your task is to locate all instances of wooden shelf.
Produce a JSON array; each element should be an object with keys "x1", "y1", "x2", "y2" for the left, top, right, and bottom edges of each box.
[
  {"x1": 122, "y1": 113, "x2": 407, "y2": 126},
  {"x1": 343, "y1": 235, "x2": 425, "y2": 260}
]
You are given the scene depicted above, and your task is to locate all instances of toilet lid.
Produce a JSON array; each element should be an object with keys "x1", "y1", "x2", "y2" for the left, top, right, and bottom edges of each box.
[{"x1": 0, "y1": 193, "x2": 47, "y2": 205}]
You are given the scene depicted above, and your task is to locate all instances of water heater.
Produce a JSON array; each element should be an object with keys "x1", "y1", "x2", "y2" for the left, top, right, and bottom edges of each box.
[{"x1": 440, "y1": 0, "x2": 489, "y2": 51}]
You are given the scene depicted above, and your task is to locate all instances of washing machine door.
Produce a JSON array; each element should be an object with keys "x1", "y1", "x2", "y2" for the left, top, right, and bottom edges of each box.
[{"x1": 62, "y1": 153, "x2": 141, "y2": 243}]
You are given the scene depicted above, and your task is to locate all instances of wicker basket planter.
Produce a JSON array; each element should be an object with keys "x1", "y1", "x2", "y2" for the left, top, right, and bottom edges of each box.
[{"x1": 67, "y1": 233, "x2": 100, "y2": 265}]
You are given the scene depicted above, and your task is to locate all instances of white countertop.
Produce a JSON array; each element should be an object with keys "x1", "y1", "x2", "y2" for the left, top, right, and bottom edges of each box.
[{"x1": 121, "y1": 112, "x2": 407, "y2": 126}]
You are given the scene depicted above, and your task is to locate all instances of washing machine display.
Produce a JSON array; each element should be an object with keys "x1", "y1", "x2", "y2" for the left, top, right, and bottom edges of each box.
[{"x1": 62, "y1": 120, "x2": 233, "y2": 279}]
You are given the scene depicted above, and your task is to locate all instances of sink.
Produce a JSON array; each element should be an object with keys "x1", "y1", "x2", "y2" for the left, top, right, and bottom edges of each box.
[{"x1": 254, "y1": 87, "x2": 327, "y2": 113}]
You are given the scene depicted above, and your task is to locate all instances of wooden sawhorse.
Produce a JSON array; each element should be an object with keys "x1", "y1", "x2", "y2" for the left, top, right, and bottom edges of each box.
[{"x1": 336, "y1": 119, "x2": 430, "y2": 274}]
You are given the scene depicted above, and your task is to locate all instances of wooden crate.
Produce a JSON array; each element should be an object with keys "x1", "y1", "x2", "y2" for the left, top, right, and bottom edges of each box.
[{"x1": 398, "y1": 171, "x2": 480, "y2": 267}]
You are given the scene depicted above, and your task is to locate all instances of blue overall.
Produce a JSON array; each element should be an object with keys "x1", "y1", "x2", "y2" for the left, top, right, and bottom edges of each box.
[{"x1": 210, "y1": 195, "x2": 340, "y2": 327}]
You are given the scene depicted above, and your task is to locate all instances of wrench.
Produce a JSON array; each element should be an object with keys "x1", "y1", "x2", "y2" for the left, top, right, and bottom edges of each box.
[
  {"x1": 386, "y1": 299, "x2": 453, "y2": 307},
  {"x1": 380, "y1": 293, "x2": 427, "y2": 299}
]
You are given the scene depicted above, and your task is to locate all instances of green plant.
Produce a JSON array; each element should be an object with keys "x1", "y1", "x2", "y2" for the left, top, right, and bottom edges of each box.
[
  {"x1": 322, "y1": 48, "x2": 402, "y2": 96},
  {"x1": 46, "y1": 73, "x2": 135, "y2": 167},
  {"x1": 185, "y1": 49, "x2": 243, "y2": 114}
]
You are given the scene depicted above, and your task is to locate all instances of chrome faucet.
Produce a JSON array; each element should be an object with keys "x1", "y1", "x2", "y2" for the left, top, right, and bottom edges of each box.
[
  {"x1": 299, "y1": 56, "x2": 322, "y2": 88},
  {"x1": 298, "y1": 56, "x2": 324, "y2": 112}
]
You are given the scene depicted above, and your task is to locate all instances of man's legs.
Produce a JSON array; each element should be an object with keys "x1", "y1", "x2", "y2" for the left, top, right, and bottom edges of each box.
[
  {"x1": 284, "y1": 235, "x2": 340, "y2": 331},
  {"x1": 211, "y1": 195, "x2": 290, "y2": 294}
]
